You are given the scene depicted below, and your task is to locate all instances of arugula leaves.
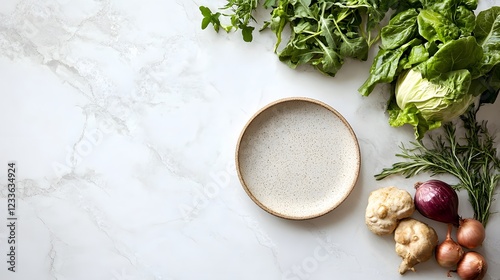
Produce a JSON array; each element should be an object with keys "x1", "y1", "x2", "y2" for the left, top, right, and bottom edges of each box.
[
  {"x1": 200, "y1": 0, "x2": 396, "y2": 76},
  {"x1": 276, "y1": 1, "x2": 367, "y2": 76},
  {"x1": 200, "y1": 0, "x2": 258, "y2": 42}
]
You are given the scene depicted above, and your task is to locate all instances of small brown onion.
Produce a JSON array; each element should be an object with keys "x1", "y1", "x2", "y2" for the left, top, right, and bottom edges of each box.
[
  {"x1": 456, "y1": 251, "x2": 487, "y2": 280},
  {"x1": 436, "y1": 224, "x2": 464, "y2": 268},
  {"x1": 457, "y1": 218, "x2": 485, "y2": 249}
]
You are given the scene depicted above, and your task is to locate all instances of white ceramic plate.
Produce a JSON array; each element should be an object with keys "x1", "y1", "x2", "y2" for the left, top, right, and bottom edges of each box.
[{"x1": 236, "y1": 97, "x2": 361, "y2": 220}]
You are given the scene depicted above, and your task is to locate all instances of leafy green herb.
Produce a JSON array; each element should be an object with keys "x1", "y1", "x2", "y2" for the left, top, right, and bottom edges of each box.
[
  {"x1": 199, "y1": 0, "x2": 258, "y2": 42},
  {"x1": 199, "y1": 0, "x2": 397, "y2": 76},
  {"x1": 375, "y1": 106, "x2": 500, "y2": 226}
]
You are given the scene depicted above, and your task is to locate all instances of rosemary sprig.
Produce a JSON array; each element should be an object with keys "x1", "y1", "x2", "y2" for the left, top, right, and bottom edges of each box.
[{"x1": 375, "y1": 106, "x2": 500, "y2": 226}]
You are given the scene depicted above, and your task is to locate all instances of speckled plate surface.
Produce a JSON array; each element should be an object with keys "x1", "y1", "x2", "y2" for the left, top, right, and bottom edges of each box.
[{"x1": 236, "y1": 97, "x2": 361, "y2": 220}]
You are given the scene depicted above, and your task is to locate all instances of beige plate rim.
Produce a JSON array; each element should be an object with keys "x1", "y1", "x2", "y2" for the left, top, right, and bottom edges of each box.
[{"x1": 235, "y1": 97, "x2": 361, "y2": 220}]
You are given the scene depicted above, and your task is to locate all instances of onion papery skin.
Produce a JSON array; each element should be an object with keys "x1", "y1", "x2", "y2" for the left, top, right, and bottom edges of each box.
[
  {"x1": 414, "y1": 180, "x2": 460, "y2": 226},
  {"x1": 436, "y1": 224, "x2": 464, "y2": 268},
  {"x1": 457, "y1": 218, "x2": 486, "y2": 249},
  {"x1": 456, "y1": 251, "x2": 487, "y2": 280}
]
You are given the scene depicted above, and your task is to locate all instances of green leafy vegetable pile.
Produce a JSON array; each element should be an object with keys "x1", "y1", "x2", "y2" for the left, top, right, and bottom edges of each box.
[
  {"x1": 200, "y1": 0, "x2": 500, "y2": 227},
  {"x1": 366, "y1": 1, "x2": 500, "y2": 229},
  {"x1": 360, "y1": 1, "x2": 500, "y2": 139},
  {"x1": 200, "y1": 0, "x2": 397, "y2": 76},
  {"x1": 200, "y1": 1, "x2": 500, "y2": 138}
]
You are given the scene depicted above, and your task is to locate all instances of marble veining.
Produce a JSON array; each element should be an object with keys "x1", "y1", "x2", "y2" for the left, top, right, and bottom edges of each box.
[{"x1": 1, "y1": 0, "x2": 500, "y2": 280}]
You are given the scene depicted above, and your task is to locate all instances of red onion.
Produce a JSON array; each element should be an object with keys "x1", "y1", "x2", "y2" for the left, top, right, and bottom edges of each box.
[{"x1": 414, "y1": 180, "x2": 460, "y2": 226}]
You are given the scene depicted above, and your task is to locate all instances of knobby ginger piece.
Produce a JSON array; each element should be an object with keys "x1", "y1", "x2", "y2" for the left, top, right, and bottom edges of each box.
[
  {"x1": 394, "y1": 218, "x2": 438, "y2": 274},
  {"x1": 365, "y1": 186, "x2": 415, "y2": 235}
]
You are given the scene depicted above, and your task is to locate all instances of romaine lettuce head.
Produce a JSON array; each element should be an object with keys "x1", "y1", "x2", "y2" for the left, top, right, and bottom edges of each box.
[{"x1": 389, "y1": 69, "x2": 475, "y2": 139}]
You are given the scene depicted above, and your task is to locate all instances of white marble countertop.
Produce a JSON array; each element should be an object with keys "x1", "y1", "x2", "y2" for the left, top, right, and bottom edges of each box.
[{"x1": 1, "y1": 0, "x2": 500, "y2": 279}]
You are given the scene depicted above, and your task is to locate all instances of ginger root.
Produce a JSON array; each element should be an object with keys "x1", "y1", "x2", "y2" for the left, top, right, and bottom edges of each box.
[
  {"x1": 394, "y1": 218, "x2": 438, "y2": 274},
  {"x1": 365, "y1": 186, "x2": 415, "y2": 235}
]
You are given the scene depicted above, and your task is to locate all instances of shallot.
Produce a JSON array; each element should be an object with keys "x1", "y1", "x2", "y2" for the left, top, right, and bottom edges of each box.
[
  {"x1": 456, "y1": 251, "x2": 487, "y2": 280},
  {"x1": 457, "y1": 218, "x2": 486, "y2": 249},
  {"x1": 435, "y1": 224, "x2": 464, "y2": 268}
]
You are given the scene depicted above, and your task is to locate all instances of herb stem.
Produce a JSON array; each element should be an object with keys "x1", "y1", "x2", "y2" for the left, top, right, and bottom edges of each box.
[{"x1": 375, "y1": 106, "x2": 500, "y2": 226}]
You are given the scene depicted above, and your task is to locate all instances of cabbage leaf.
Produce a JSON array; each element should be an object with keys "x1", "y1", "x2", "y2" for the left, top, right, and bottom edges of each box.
[{"x1": 389, "y1": 69, "x2": 473, "y2": 139}]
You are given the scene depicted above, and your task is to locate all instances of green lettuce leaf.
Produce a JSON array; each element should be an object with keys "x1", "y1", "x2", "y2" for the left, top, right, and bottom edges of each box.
[
  {"x1": 359, "y1": 38, "x2": 420, "y2": 96},
  {"x1": 417, "y1": 9, "x2": 460, "y2": 43},
  {"x1": 474, "y1": 7, "x2": 500, "y2": 76},
  {"x1": 454, "y1": 6, "x2": 476, "y2": 35},
  {"x1": 417, "y1": 36, "x2": 483, "y2": 79},
  {"x1": 380, "y1": 9, "x2": 418, "y2": 50}
]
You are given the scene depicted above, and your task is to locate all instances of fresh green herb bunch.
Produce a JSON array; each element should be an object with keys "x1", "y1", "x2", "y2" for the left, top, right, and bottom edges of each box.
[
  {"x1": 200, "y1": 0, "x2": 265, "y2": 42},
  {"x1": 200, "y1": 0, "x2": 398, "y2": 76}
]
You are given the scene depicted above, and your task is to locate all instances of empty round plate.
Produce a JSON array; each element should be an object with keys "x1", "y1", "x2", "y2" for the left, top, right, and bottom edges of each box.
[{"x1": 236, "y1": 97, "x2": 361, "y2": 220}]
